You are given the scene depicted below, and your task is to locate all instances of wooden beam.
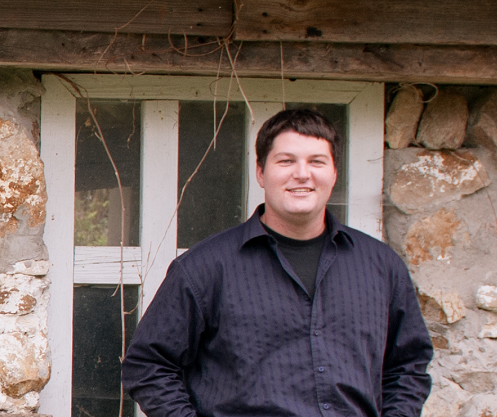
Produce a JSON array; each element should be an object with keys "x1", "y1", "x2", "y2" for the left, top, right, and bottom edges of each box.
[
  {"x1": 234, "y1": 0, "x2": 497, "y2": 45},
  {"x1": 0, "y1": 0, "x2": 232, "y2": 37},
  {"x1": 1, "y1": 29, "x2": 497, "y2": 84}
]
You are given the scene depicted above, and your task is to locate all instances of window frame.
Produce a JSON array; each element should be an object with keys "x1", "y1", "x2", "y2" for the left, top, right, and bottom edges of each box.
[{"x1": 39, "y1": 74, "x2": 384, "y2": 416}]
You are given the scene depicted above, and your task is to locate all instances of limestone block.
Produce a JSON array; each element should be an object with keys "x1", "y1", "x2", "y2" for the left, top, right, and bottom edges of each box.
[
  {"x1": 466, "y1": 88, "x2": 497, "y2": 150},
  {"x1": 0, "y1": 119, "x2": 47, "y2": 236},
  {"x1": 0, "y1": 289, "x2": 36, "y2": 315},
  {"x1": 0, "y1": 69, "x2": 45, "y2": 129},
  {"x1": 405, "y1": 209, "x2": 464, "y2": 266},
  {"x1": 456, "y1": 393, "x2": 497, "y2": 417},
  {"x1": 0, "y1": 390, "x2": 40, "y2": 414},
  {"x1": 389, "y1": 150, "x2": 490, "y2": 214},
  {"x1": 385, "y1": 87, "x2": 424, "y2": 149},
  {"x1": 476, "y1": 285, "x2": 497, "y2": 312},
  {"x1": 0, "y1": 413, "x2": 50, "y2": 417},
  {"x1": 417, "y1": 287, "x2": 466, "y2": 324},
  {"x1": 453, "y1": 371, "x2": 497, "y2": 393},
  {"x1": 11, "y1": 261, "x2": 49, "y2": 277},
  {"x1": 421, "y1": 381, "x2": 470, "y2": 417},
  {"x1": 0, "y1": 332, "x2": 50, "y2": 398},
  {"x1": 479, "y1": 323, "x2": 497, "y2": 339},
  {"x1": 416, "y1": 91, "x2": 469, "y2": 150},
  {"x1": 0, "y1": 274, "x2": 49, "y2": 316}
]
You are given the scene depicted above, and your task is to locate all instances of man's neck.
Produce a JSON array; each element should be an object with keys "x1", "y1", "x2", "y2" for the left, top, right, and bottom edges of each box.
[{"x1": 260, "y1": 210, "x2": 327, "y2": 240}]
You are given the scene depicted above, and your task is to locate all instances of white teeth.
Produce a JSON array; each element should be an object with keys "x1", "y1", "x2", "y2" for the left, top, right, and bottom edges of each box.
[{"x1": 289, "y1": 188, "x2": 312, "y2": 193}]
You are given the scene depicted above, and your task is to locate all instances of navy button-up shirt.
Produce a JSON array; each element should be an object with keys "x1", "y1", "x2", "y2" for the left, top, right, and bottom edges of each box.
[{"x1": 122, "y1": 206, "x2": 433, "y2": 417}]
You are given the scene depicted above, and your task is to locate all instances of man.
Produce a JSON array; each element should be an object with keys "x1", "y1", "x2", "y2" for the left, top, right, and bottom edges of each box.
[{"x1": 122, "y1": 109, "x2": 433, "y2": 416}]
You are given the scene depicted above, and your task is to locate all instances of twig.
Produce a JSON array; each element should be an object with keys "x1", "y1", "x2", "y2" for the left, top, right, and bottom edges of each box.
[
  {"x1": 95, "y1": 0, "x2": 155, "y2": 71},
  {"x1": 225, "y1": 42, "x2": 254, "y2": 126},
  {"x1": 143, "y1": 56, "x2": 236, "y2": 280},
  {"x1": 168, "y1": 29, "x2": 223, "y2": 57}
]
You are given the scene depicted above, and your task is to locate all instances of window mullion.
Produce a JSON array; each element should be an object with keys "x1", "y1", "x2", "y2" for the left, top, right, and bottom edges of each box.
[
  {"x1": 347, "y1": 83, "x2": 384, "y2": 240},
  {"x1": 140, "y1": 100, "x2": 179, "y2": 312}
]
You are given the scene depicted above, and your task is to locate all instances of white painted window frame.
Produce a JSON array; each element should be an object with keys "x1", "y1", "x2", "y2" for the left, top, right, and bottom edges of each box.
[{"x1": 39, "y1": 74, "x2": 384, "y2": 417}]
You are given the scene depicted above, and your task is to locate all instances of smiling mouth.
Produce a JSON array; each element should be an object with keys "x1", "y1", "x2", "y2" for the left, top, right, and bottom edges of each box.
[{"x1": 288, "y1": 188, "x2": 313, "y2": 194}]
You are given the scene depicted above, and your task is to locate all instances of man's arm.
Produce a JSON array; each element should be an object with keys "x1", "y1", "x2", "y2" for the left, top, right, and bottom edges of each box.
[
  {"x1": 122, "y1": 260, "x2": 204, "y2": 417},
  {"x1": 381, "y1": 258, "x2": 433, "y2": 417}
]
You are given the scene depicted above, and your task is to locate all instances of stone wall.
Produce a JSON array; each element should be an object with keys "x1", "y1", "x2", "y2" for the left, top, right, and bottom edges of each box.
[
  {"x1": 0, "y1": 70, "x2": 50, "y2": 415},
  {"x1": 385, "y1": 85, "x2": 497, "y2": 417}
]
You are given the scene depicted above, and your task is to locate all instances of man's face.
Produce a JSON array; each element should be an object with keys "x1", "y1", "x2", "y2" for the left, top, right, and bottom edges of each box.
[{"x1": 256, "y1": 131, "x2": 337, "y2": 229}]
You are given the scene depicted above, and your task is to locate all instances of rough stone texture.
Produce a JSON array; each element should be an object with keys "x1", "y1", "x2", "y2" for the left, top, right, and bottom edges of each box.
[
  {"x1": 385, "y1": 145, "x2": 497, "y2": 416},
  {"x1": 385, "y1": 87, "x2": 424, "y2": 149},
  {"x1": 0, "y1": 119, "x2": 48, "y2": 272},
  {"x1": 422, "y1": 379, "x2": 470, "y2": 417},
  {"x1": 480, "y1": 323, "x2": 497, "y2": 339},
  {"x1": 0, "y1": 272, "x2": 50, "y2": 414},
  {"x1": 456, "y1": 393, "x2": 497, "y2": 417},
  {"x1": 0, "y1": 332, "x2": 50, "y2": 398},
  {"x1": 418, "y1": 287, "x2": 466, "y2": 324},
  {"x1": 465, "y1": 88, "x2": 497, "y2": 151},
  {"x1": 0, "y1": 70, "x2": 44, "y2": 147},
  {"x1": 388, "y1": 149, "x2": 490, "y2": 214},
  {"x1": 11, "y1": 262, "x2": 49, "y2": 278},
  {"x1": 0, "y1": 70, "x2": 49, "y2": 415},
  {"x1": 404, "y1": 208, "x2": 466, "y2": 266},
  {"x1": 0, "y1": 414, "x2": 51, "y2": 417},
  {"x1": 416, "y1": 91, "x2": 469, "y2": 150},
  {"x1": 476, "y1": 285, "x2": 497, "y2": 312}
]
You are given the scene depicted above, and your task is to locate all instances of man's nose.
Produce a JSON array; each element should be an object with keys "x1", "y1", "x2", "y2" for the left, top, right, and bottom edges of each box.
[{"x1": 293, "y1": 161, "x2": 310, "y2": 179}]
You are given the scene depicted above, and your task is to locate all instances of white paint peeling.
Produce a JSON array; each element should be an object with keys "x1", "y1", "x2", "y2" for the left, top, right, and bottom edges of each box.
[{"x1": 402, "y1": 154, "x2": 480, "y2": 188}]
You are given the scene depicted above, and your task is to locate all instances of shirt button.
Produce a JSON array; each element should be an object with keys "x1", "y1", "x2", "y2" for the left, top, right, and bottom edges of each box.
[
  {"x1": 323, "y1": 403, "x2": 330, "y2": 410},
  {"x1": 314, "y1": 330, "x2": 321, "y2": 336},
  {"x1": 318, "y1": 366, "x2": 325, "y2": 372}
]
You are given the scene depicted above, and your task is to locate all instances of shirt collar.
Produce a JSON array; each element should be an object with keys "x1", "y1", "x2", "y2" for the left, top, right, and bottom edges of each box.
[{"x1": 241, "y1": 204, "x2": 354, "y2": 249}]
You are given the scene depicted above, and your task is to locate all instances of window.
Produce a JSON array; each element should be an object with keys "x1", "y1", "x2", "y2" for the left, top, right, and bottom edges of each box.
[{"x1": 39, "y1": 74, "x2": 384, "y2": 417}]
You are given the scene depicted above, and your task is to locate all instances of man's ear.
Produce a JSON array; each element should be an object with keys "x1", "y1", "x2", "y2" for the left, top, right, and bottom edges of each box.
[
  {"x1": 331, "y1": 170, "x2": 337, "y2": 189},
  {"x1": 256, "y1": 163, "x2": 265, "y2": 189}
]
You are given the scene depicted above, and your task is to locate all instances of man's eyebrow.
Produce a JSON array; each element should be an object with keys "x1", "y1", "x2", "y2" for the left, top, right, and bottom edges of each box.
[
  {"x1": 272, "y1": 152, "x2": 331, "y2": 158},
  {"x1": 273, "y1": 152, "x2": 295, "y2": 157}
]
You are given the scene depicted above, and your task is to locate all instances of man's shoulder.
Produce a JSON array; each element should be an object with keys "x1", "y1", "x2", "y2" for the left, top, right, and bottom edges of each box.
[
  {"x1": 338, "y1": 224, "x2": 406, "y2": 265},
  {"x1": 177, "y1": 221, "x2": 249, "y2": 263}
]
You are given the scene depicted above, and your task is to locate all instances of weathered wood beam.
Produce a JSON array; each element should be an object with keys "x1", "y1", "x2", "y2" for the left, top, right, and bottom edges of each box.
[
  {"x1": 235, "y1": 0, "x2": 497, "y2": 45},
  {"x1": 0, "y1": 0, "x2": 232, "y2": 37},
  {"x1": 1, "y1": 29, "x2": 497, "y2": 84}
]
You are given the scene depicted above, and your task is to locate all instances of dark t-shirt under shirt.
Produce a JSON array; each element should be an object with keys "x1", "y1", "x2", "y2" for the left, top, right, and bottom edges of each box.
[{"x1": 262, "y1": 223, "x2": 327, "y2": 297}]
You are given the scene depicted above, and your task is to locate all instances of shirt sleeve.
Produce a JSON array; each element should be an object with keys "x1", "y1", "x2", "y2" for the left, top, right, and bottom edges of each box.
[
  {"x1": 381, "y1": 255, "x2": 434, "y2": 417},
  {"x1": 121, "y1": 260, "x2": 204, "y2": 417}
]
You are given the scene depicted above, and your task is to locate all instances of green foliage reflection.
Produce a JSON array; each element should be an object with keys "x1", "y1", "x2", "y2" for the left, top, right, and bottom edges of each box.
[{"x1": 74, "y1": 189, "x2": 109, "y2": 246}]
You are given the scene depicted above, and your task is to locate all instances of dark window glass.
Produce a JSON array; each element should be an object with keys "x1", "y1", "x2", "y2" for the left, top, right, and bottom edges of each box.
[
  {"x1": 72, "y1": 285, "x2": 138, "y2": 417},
  {"x1": 177, "y1": 101, "x2": 245, "y2": 248},
  {"x1": 75, "y1": 100, "x2": 141, "y2": 246}
]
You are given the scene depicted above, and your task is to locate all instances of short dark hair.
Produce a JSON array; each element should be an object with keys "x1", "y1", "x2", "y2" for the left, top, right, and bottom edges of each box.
[{"x1": 255, "y1": 109, "x2": 341, "y2": 169}]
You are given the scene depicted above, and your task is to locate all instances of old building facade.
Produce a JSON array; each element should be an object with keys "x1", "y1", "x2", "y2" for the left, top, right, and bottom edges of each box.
[{"x1": 0, "y1": 1, "x2": 497, "y2": 416}]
